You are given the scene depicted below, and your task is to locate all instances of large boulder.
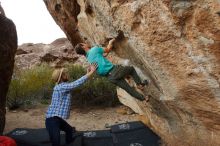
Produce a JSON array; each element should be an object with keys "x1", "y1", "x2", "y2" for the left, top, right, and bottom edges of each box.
[
  {"x1": 15, "y1": 38, "x2": 80, "y2": 69},
  {"x1": 0, "y1": 5, "x2": 17, "y2": 134},
  {"x1": 44, "y1": 0, "x2": 220, "y2": 145}
]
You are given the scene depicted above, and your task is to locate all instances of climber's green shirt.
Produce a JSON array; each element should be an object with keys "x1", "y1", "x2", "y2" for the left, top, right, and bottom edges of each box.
[{"x1": 86, "y1": 46, "x2": 114, "y2": 76}]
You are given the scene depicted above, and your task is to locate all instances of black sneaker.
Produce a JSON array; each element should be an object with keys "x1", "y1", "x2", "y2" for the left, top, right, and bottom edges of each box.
[
  {"x1": 138, "y1": 96, "x2": 145, "y2": 101},
  {"x1": 141, "y1": 80, "x2": 149, "y2": 86},
  {"x1": 137, "y1": 80, "x2": 149, "y2": 90}
]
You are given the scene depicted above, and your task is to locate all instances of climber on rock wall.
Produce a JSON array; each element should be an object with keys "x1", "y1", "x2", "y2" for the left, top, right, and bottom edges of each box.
[{"x1": 74, "y1": 38, "x2": 149, "y2": 101}]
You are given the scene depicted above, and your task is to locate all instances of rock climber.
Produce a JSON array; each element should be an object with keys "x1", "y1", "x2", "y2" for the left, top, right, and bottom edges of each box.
[{"x1": 74, "y1": 38, "x2": 149, "y2": 101}]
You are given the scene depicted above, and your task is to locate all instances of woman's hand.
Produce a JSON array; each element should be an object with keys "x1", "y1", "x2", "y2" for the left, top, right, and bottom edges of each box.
[{"x1": 86, "y1": 63, "x2": 98, "y2": 77}]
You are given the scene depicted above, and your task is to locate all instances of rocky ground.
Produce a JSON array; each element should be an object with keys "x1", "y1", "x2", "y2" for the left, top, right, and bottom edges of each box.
[{"x1": 4, "y1": 105, "x2": 139, "y2": 134}]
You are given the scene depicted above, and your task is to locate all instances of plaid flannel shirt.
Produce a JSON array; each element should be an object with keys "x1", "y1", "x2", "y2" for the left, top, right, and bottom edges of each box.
[{"x1": 46, "y1": 75, "x2": 87, "y2": 119}]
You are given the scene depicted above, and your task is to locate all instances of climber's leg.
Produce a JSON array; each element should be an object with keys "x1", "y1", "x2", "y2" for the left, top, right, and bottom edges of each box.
[
  {"x1": 109, "y1": 65, "x2": 149, "y2": 90},
  {"x1": 109, "y1": 78, "x2": 148, "y2": 101}
]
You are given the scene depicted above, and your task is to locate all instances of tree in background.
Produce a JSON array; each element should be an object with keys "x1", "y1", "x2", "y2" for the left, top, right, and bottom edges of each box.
[{"x1": 0, "y1": 3, "x2": 17, "y2": 134}]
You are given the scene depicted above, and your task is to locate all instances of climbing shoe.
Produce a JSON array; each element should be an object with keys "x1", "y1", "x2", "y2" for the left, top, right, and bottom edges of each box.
[
  {"x1": 137, "y1": 80, "x2": 149, "y2": 90},
  {"x1": 141, "y1": 80, "x2": 149, "y2": 86}
]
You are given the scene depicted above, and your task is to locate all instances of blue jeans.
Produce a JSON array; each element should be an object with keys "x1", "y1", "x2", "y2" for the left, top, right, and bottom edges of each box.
[{"x1": 45, "y1": 116, "x2": 74, "y2": 146}]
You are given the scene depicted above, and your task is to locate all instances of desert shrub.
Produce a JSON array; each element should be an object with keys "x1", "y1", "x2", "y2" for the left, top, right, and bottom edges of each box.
[
  {"x1": 7, "y1": 64, "x2": 53, "y2": 109},
  {"x1": 7, "y1": 64, "x2": 119, "y2": 109},
  {"x1": 67, "y1": 64, "x2": 119, "y2": 107}
]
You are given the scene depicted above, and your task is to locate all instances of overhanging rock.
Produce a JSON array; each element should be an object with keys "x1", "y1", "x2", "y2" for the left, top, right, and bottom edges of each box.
[{"x1": 44, "y1": 0, "x2": 220, "y2": 145}]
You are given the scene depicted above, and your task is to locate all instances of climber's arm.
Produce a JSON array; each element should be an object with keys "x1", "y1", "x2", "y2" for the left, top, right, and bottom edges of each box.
[{"x1": 104, "y1": 38, "x2": 115, "y2": 54}]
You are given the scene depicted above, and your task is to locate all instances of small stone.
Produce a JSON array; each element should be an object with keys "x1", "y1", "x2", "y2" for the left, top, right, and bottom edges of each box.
[
  {"x1": 116, "y1": 107, "x2": 127, "y2": 115},
  {"x1": 105, "y1": 123, "x2": 110, "y2": 128},
  {"x1": 23, "y1": 109, "x2": 29, "y2": 112}
]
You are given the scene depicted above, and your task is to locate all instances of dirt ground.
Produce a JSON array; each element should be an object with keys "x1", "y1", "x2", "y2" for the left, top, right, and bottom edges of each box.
[{"x1": 4, "y1": 105, "x2": 138, "y2": 134}]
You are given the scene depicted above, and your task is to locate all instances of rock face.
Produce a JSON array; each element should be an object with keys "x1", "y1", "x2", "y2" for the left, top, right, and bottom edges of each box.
[
  {"x1": 44, "y1": 0, "x2": 220, "y2": 145},
  {"x1": 0, "y1": 5, "x2": 17, "y2": 134},
  {"x1": 15, "y1": 38, "x2": 80, "y2": 69},
  {"x1": 0, "y1": 2, "x2": 5, "y2": 16}
]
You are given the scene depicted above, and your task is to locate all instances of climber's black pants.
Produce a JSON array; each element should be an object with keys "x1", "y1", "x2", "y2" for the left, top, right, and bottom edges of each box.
[{"x1": 106, "y1": 65, "x2": 145, "y2": 101}]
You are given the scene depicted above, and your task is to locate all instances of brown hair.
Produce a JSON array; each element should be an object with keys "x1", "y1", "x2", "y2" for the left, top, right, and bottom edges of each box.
[{"x1": 75, "y1": 43, "x2": 86, "y2": 56}]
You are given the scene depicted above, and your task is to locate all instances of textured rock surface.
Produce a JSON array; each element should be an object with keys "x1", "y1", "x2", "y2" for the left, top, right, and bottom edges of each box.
[
  {"x1": 0, "y1": 2, "x2": 5, "y2": 16},
  {"x1": 0, "y1": 5, "x2": 17, "y2": 134},
  {"x1": 44, "y1": 0, "x2": 220, "y2": 145},
  {"x1": 15, "y1": 38, "x2": 80, "y2": 69}
]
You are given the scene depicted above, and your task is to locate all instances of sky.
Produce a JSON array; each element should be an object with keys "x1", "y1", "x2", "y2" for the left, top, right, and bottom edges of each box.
[{"x1": 1, "y1": 0, "x2": 66, "y2": 45}]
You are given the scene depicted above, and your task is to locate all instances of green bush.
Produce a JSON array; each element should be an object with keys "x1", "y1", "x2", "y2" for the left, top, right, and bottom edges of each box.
[
  {"x1": 7, "y1": 64, "x2": 119, "y2": 109},
  {"x1": 7, "y1": 64, "x2": 53, "y2": 109},
  {"x1": 67, "y1": 64, "x2": 118, "y2": 107}
]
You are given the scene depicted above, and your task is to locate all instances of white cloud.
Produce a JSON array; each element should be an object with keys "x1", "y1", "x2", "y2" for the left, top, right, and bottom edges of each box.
[{"x1": 1, "y1": 0, "x2": 66, "y2": 45}]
